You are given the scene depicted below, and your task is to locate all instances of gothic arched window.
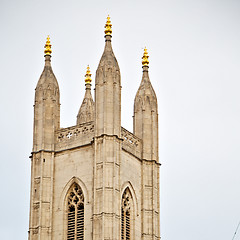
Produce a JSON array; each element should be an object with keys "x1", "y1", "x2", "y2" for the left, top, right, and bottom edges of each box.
[
  {"x1": 67, "y1": 183, "x2": 84, "y2": 240},
  {"x1": 121, "y1": 188, "x2": 132, "y2": 240}
]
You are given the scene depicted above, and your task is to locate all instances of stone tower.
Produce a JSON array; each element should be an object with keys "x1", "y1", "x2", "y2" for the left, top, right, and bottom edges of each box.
[{"x1": 28, "y1": 17, "x2": 160, "y2": 240}]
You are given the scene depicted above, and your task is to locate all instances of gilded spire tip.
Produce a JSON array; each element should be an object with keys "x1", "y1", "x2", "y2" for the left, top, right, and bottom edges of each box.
[
  {"x1": 142, "y1": 47, "x2": 149, "y2": 67},
  {"x1": 85, "y1": 65, "x2": 92, "y2": 84},
  {"x1": 44, "y1": 35, "x2": 52, "y2": 56},
  {"x1": 105, "y1": 15, "x2": 112, "y2": 36}
]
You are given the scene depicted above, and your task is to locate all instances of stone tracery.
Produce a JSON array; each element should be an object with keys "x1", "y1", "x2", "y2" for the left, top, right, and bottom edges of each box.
[
  {"x1": 67, "y1": 183, "x2": 84, "y2": 240},
  {"x1": 121, "y1": 188, "x2": 132, "y2": 240}
]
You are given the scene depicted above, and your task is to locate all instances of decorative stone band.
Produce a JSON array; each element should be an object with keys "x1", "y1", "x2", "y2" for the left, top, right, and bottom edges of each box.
[{"x1": 55, "y1": 123, "x2": 142, "y2": 158}]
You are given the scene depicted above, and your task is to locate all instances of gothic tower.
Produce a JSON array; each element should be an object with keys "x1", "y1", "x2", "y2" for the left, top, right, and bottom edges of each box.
[{"x1": 29, "y1": 17, "x2": 160, "y2": 240}]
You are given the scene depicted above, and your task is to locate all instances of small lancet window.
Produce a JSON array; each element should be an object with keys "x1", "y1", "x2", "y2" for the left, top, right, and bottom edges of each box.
[
  {"x1": 67, "y1": 183, "x2": 84, "y2": 240},
  {"x1": 121, "y1": 188, "x2": 132, "y2": 240}
]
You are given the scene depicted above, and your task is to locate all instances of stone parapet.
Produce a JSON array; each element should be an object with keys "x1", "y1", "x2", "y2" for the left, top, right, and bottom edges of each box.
[
  {"x1": 55, "y1": 122, "x2": 142, "y2": 158},
  {"x1": 121, "y1": 127, "x2": 142, "y2": 159},
  {"x1": 55, "y1": 121, "x2": 94, "y2": 151}
]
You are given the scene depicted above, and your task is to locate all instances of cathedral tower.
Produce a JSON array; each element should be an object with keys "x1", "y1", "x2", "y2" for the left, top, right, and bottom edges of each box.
[{"x1": 29, "y1": 17, "x2": 160, "y2": 240}]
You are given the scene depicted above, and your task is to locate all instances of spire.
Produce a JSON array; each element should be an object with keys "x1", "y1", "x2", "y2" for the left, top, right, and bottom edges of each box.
[
  {"x1": 135, "y1": 47, "x2": 156, "y2": 106},
  {"x1": 36, "y1": 36, "x2": 58, "y2": 89},
  {"x1": 33, "y1": 36, "x2": 60, "y2": 152},
  {"x1": 133, "y1": 47, "x2": 158, "y2": 161},
  {"x1": 44, "y1": 35, "x2": 52, "y2": 56},
  {"x1": 95, "y1": 16, "x2": 121, "y2": 136},
  {"x1": 77, "y1": 66, "x2": 95, "y2": 125},
  {"x1": 104, "y1": 15, "x2": 112, "y2": 37},
  {"x1": 97, "y1": 15, "x2": 119, "y2": 74}
]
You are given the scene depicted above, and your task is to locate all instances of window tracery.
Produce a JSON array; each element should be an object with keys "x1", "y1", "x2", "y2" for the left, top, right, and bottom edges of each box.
[
  {"x1": 67, "y1": 183, "x2": 84, "y2": 240},
  {"x1": 121, "y1": 188, "x2": 132, "y2": 240}
]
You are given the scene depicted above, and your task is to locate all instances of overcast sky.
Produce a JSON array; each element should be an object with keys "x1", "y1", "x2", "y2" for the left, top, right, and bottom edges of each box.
[{"x1": 0, "y1": 0, "x2": 240, "y2": 239}]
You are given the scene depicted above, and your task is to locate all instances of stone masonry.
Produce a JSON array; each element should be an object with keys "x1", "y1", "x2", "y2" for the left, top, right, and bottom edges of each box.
[{"x1": 28, "y1": 17, "x2": 160, "y2": 240}]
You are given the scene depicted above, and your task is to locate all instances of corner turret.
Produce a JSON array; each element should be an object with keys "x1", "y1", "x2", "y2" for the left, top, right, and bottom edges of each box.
[
  {"x1": 133, "y1": 48, "x2": 158, "y2": 161},
  {"x1": 95, "y1": 16, "x2": 121, "y2": 136},
  {"x1": 29, "y1": 36, "x2": 60, "y2": 240},
  {"x1": 33, "y1": 36, "x2": 60, "y2": 152}
]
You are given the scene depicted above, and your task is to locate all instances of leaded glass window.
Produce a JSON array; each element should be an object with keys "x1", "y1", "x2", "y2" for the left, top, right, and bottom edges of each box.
[
  {"x1": 67, "y1": 183, "x2": 84, "y2": 240},
  {"x1": 121, "y1": 188, "x2": 132, "y2": 240}
]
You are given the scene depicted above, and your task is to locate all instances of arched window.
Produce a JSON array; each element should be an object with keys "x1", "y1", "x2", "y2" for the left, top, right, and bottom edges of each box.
[
  {"x1": 121, "y1": 188, "x2": 132, "y2": 240},
  {"x1": 67, "y1": 183, "x2": 84, "y2": 240}
]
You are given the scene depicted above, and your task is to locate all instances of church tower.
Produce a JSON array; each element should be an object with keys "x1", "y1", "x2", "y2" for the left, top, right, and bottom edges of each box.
[{"x1": 29, "y1": 17, "x2": 160, "y2": 240}]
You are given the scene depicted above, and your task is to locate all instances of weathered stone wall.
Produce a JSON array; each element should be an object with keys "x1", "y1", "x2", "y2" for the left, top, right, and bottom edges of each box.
[{"x1": 52, "y1": 144, "x2": 94, "y2": 240}]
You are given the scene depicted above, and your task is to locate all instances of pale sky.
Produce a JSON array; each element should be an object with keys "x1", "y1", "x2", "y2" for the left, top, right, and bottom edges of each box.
[{"x1": 0, "y1": 0, "x2": 240, "y2": 239}]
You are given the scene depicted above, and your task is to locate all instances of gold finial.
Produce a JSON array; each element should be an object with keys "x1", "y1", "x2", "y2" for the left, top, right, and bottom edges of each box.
[
  {"x1": 105, "y1": 15, "x2": 112, "y2": 36},
  {"x1": 44, "y1": 35, "x2": 52, "y2": 56},
  {"x1": 85, "y1": 65, "x2": 92, "y2": 84},
  {"x1": 142, "y1": 47, "x2": 149, "y2": 66}
]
